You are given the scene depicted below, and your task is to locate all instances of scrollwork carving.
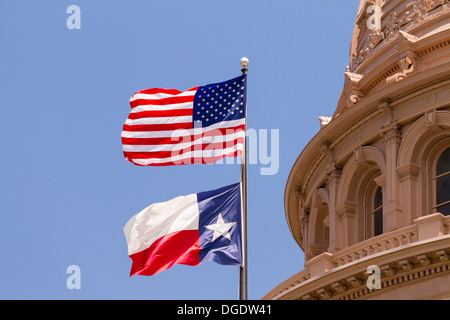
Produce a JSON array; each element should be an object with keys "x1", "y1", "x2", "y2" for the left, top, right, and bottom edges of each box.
[{"x1": 386, "y1": 56, "x2": 416, "y2": 85}]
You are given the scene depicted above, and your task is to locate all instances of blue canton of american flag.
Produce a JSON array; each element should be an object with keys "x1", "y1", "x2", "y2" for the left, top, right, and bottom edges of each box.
[
  {"x1": 122, "y1": 75, "x2": 247, "y2": 166},
  {"x1": 193, "y1": 75, "x2": 246, "y2": 126}
]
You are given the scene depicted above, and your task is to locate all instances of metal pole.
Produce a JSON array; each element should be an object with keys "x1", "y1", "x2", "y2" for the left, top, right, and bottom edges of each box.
[{"x1": 239, "y1": 57, "x2": 249, "y2": 300}]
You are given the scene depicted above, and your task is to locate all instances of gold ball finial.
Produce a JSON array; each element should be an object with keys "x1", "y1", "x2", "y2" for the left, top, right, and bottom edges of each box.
[{"x1": 240, "y1": 57, "x2": 249, "y2": 68}]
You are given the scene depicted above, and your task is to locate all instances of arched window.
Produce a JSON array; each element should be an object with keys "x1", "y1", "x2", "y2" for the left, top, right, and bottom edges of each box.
[
  {"x1": 372, "y1": 186, "x2": 383, "y2": 236},
  {"x1": 435, "y1": 147, "x2": 450, "y2": 216},
  {"x1": 311, "y1": 202, "x2": 330, "y2": 257},
  {"x1": 363, "y1": 173, "x2": 384, "y2": 240}
]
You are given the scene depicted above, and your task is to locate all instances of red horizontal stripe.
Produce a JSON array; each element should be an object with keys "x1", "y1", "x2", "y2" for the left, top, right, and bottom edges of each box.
[
  {"x1": 135, "y1": 87, "x2": 198, "y2": 95},
  {"x1": 121, "y1": 124, "x2": 246, "y2": 145},
  {"x1": 126, "y1": 150, "x2": 242, "y2": 167},
  {"x1": 130, "y1": 95, "x2": 196, "y2": 109},
  {"x1": 122, "y1": 122, "x2": 192, "y2": 132},
  {"x1": 123, "y1": 136, "x2": 182, "y2": 146},
  {"x1": 127, "y1": 109, "x2": 193, "y2": 120},
  {"x1": 129, "y1": 230, "x2": 201, "y2": 276},
  {"x1": 123, "y1": 138, "x2": 244, "y2": 159},
  {"x1": 122, "y1": 124, "x2": 245, "y2": 146},
  {"x1": 135, "y1": 88, "x2": 183, "y2": 95}
]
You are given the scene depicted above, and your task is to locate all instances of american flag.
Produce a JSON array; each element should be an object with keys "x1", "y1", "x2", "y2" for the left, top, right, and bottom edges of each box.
[{"x1": 121, "y1": 75, "x2": 247, "y2": 166}]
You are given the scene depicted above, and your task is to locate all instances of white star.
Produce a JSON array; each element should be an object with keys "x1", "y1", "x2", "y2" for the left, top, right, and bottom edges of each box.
[{"x1": 204, "y1": 213, "x2": 237, "y2": 242}]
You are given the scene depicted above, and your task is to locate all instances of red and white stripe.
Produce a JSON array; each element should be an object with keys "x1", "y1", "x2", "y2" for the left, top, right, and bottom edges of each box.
[
  {"x1": 123, "y1": 193, "x2": 201, "y2": 276},
  {"x1": 122, "y1": 87, "x2": 245, "y2": 166}
]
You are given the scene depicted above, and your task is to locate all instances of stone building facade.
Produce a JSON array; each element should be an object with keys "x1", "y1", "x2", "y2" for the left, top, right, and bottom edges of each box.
[{"x1": 264, "y1": 0, "x2": 450, "y2": 300}]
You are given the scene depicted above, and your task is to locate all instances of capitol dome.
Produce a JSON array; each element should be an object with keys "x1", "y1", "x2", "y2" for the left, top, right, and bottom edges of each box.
[{"x1": 264, "y1": 0, "x2": 450, "y2": 300}]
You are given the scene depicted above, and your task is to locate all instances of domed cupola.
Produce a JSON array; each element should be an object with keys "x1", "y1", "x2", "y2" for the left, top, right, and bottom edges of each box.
[
  {"x1": 332, "y1": 0, "x2": 450, "y2": 118},
  {"x1": 265, "y1": 0, "x2": 450, "y2": 300}
]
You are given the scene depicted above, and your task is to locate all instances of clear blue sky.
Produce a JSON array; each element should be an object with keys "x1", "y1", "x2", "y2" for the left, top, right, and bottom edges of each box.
[{"x1": 0, "y1": 0, "x2": 359, "y2": 300}]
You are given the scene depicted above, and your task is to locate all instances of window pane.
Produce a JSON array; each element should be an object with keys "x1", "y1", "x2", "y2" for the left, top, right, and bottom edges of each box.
[
  {"x1": 373, "y1": 208, "x2": 383, "y2": 236},
  {"x1": 437, "y1": 202, "x2": 450, "y2": 216},
  {"x1": 374, "y1": 186, "x2": 382, "y2": 209},
  {"x1": 436, "y1": 148, "x2": 450, "y2": 176},
  {"x1": 436, "y1": 174, "x2": 450, "y2": 204}
]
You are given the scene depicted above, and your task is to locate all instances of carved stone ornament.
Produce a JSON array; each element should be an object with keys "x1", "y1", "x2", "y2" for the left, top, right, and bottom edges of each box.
[
  {"x1": 349, "y1": 93, "x2": 363, "y2": 105},
  {"x1": 384, "y1": 12, "x2": 413, "y2": 40},
  {"x1": 349, "y1": 0, "x2": 448, "y2": 72},
  {"x1": 368, "y1": 28, "x2": 385, "y2": 49},
  {"x1": 380, "y1": 123, "x2": 402, "y2": 146},
  {"x1": 344, "y1": 68, "x2": 364, "y2": 83},
  {"x1": 319, "y1": 116, "x2": 332, "y2": 129},
  {"x1": 378, "y1": 98, "x2": 393, "y2": 127},
  {"x1": 320, "y1": 141, "x2": 335, "y2": 169},
  {"x1": 413, "y1": 0, "x2": 446, "y2": 22},
  {"x1": 386, "y1": 55, "x2": 416, "y2": 85},
  {"x1": 295, "y1": 187, "x2": 308, "y2": 248},
  {"x1": 396, "y1": 30, "x2": 419, "y2": 47}
]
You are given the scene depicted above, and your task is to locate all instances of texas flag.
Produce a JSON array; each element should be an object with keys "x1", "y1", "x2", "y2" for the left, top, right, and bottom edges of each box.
[{"x1": 123, "y1": 183, "x2": 242, "y2": 276}]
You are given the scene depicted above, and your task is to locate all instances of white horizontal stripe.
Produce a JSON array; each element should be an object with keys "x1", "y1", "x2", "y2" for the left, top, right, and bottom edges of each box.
[
  {"x1": 122, "y1": 131, "x2": 246, "y2": 152},
  {"x1": 125, "y1": 116, "x2": 192, "y2": 126},
  {"x1": 121, "y1": 118, "x2": 246, "y2": 139},
  {"x1": 129, "y1": 90, "x2": 197, "y2": 102},
  {"x1": 130, "y1": 102, "x2": 194, "y2": 114},
  {"x1": 129, "y1": 145, "x2": 244, "y2": 165},
  {"x1": 123, "y1": 194, "x2": 199, "y2": 255}
]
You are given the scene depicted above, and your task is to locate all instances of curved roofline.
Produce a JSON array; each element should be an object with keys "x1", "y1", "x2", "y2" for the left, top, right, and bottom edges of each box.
[{"x1": 284, "y1": 62, "x2": 450, "y2": 249}]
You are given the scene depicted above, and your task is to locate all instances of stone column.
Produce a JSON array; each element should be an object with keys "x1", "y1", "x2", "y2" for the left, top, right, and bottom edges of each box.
[
  {"x1": 397, "y1": 162, "x2": 421, "y2": 226},
  {"x1": 335, "y1": 200, "x2": 357, "y2": 248},
  {"x1": 326, "y1": 166, "x2": 342, "y2": 252},
  {"x1": 380, "y1": 123, "x2": 402, "y2": 232}
]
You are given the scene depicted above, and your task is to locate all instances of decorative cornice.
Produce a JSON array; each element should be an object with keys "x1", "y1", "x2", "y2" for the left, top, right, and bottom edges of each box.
[
  {"x1": 418, "y1": 39, "x2": 450, "y2": 57},
  {"x1": 264, "y1": 235, "x2": 450, "y2": 300}
]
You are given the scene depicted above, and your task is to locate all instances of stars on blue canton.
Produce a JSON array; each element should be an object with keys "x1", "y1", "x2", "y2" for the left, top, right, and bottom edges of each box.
[{"x1": 193, "y1": 75, "x2": 246, "y2": 127}]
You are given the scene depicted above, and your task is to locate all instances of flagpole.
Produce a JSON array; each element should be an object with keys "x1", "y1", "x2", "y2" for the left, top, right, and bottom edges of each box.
[{"x1": 239, "y1": 57, "x2": 249, "y2": 300}]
